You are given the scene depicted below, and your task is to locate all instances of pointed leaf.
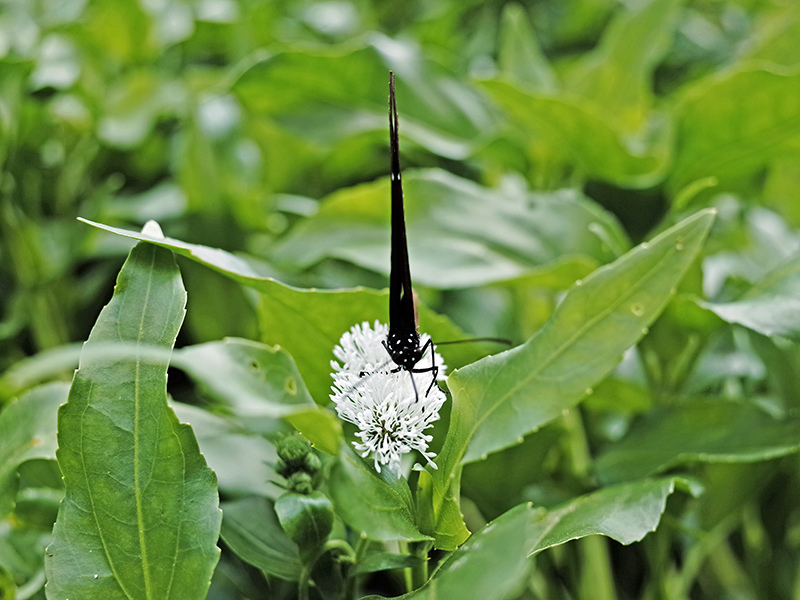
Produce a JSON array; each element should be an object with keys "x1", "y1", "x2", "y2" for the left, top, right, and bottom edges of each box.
[
  {"x1": 328, "y1": 444, "x2": 430, "y2": 542},
  {"x1": 566, "y1": 0, "x2": 680, "y2": 133},
  {"x1": 668, "y1": 66, "x2": 800, "y2": 195},
  {"x1": 45, "y1": 240, "x2": 221, "y2": 600},
  {"x1": 498, "y1": 3, "x2": 557, "y2": 92},
  {"x1": 373, "y1": 478, "x2": 687, "y2": 600},
  {"x1": 273, "y1": 170, "x2": 627, "y2": 288},
  {"x1": 220, "y1": 496, "x2": 302, "y2": 581},
  {"x1": 480, "y1": 79, "x2": 669, "y2": 187},
  {"x1": 699, "y1": 254, "x2": 800, "y2": 342},
  {"x1": 430, "y1": 210, "x2": 715, "y2": 548},
  {"x1": 595, "y1": 400, "x2": 800, "y2": 484}
]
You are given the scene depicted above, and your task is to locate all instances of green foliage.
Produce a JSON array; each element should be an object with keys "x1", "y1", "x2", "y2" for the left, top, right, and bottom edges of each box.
[
  {"x1": 2, "y1": 1, "x2": 800, "y2": 599},
  {"x1": 45, "y1": 236, "x2": 221, "y2": 599}
]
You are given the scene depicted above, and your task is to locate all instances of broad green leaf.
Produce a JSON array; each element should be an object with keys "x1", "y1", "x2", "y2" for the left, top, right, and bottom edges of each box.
[
  {"x1": 594, "y1": 399, "x2": 800, "y2": 484},
  {"x1": 566, "y1": 0, "x2": 680, "y2": 133},
  {"x1": 172, "y1": 338, "x2": 341, "y2": 453},
  {"x1": 480, "y1": 79, "x2": 669, "y2": 187},
  {"x1": 273, "y1": 170, "x2": 627, "y2": 288},
  {"x1": 79, "y1": 218, "x2": 271, "y2": 286},
  {"x1": 45, "y1": 239, "x2": 221, "y2": 600},
  {"x1": 175, "y1": 339, "x2": 317, "y2": 419},
  {"x1": 220, "y1": 496, "x2": 302, "y2": 582},
  {"x1": 0, "y1": 383, "x2": 66, "y2": 518},
  {"x1": 232, "y1": 41, "x2": 491, "y2": 160},
  {"x1": 328, "y1": 444, "x2": 431, "y2": 543},
  {"x1": 699, "y1": 254, "x2": 800, "y2": 342},
  {"x1": 0, "y1": 344, "x2": 83, "y2": 400},
  {"x1": 353, "y1": 553, "x2": 421, "y2": 576},
  {"x1": 255, "y1": 284, "x2": 486, "y2": 405},
  {"x1": 430, "y1": 210, "x2": 715, "y2": 548},
  {"x1": 171, "y1": 402, "x2": 281, "y2": 499},
  {"x1": 498, "y1": 3, "x2": 557, "y2": 92},
  {"x1": 371, "y1": 478, "x2": 687, "y2": 600},
  {"x1": 78, "y1": 219, "x2": 484, "y2": 404},
  {"x1": 668, "y1": 66, "x2": 800, "y2": 196}
]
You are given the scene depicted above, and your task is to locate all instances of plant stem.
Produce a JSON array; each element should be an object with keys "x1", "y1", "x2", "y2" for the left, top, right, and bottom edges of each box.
[
  {"x1": 409, "y1": 541, "x2": 431, "y2": 590},
  {"x1": 298, "y1": 567, "x2": 311, "y2": 600},
  {"x1": 562, "y1": 408, "x2": 617, "y2": 600}
]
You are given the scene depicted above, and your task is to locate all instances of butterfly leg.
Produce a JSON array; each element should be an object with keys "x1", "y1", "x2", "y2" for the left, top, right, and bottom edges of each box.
[{"x1": 410, "y1": 338, "x2": 441, "y2": 396}]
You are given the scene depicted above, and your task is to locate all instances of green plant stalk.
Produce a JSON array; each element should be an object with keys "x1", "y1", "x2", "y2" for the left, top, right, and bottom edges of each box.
[
  {"x1": 298, "y1": 566, "x2": 311, "y2": 600},
  {"x1": 562, "y1": 408, "x2": 617, "y2": 600},
  {"x1": 410, "y1": 540, "x2": 431, "y2": 590}
]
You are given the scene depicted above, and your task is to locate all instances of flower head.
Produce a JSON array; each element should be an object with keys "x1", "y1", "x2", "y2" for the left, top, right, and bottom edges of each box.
[{"x1": 330, "y1": 320, "x2": 447, "y2": 475}]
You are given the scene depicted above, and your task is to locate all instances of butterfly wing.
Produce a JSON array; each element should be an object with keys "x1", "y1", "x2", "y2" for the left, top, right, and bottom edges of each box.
[{"x1": 388, "y1": 72, "x2": 418, "y2": 337}]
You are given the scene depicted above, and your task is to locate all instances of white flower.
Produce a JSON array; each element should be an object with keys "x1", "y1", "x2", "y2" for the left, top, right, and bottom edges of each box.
[{"x1": 330, "y1": 321, "x2": 447, "y2": 475}]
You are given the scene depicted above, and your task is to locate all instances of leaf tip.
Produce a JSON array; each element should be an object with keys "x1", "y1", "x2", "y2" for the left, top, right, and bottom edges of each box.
[{"x1": 141, "y1": 220, "x2": 165, "y2": 238}]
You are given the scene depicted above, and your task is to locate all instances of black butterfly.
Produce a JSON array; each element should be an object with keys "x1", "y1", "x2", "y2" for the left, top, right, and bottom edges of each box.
[
  {"x1": 383, "y1": 71, "x2": 440, "y2": 401},
  {"x1": 348, "y1": 73, "x2": 509, "y2": 403}
]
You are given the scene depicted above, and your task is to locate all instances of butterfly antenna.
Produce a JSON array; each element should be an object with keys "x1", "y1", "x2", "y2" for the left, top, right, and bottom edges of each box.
[{"x1": 436, "y1": 337, "x2": 513, "y2": 346}]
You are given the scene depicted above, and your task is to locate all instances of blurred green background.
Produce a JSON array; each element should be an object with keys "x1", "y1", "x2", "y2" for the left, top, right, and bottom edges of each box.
[
  {"x1": 3, "y1": 0, "x2": 798, "y2": 366},
  {"x1": 3, "y1": 0, "x2": 800, "y2": 597}
]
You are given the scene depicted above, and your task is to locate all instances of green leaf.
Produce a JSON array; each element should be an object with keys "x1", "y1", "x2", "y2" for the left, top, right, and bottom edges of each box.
[
  {"x1": 44, "y1": 239, "x2": 221, "y2": 600},
  {"x1": 171, "y1": 402, "x2": 282, "y2": 499},
  {"x1": 0, "y1": 383, "x2": 66, "y2": 518},
  {"x1": 352, "y1": 553, "x2": 421, "y2": 576},
  {"x1": 594, "y1": 399, "x2": 800, "y2": 484},
  {"x1": 255, "y1": 283, "x2": 488, "y2": 407},
  {"x1": 328, "y1": 444, "x2": 431, "y2": 543},
  {"x1": 497, "y1": 3, "x2": 557, "y2": 92},
  {"x1": 430, "y1": 210, "x2": 715, "y2": 548},
  {"x1": 565, "y1": 0, "x2": 680, "y2": 133},
  {"x1": 220, "y1": 496, "x2": 302, "y2": 582},
  {"x1": 273, "y1": 170, "x2": 627, "y2": 288},
  {"x1": 668, "y1": 66, "x2": 800, "y2": 196},
  {"x1": 480, "y1": 79, "x2": 669, "y2": 187},
  {"x1": 175, "y1": 339, "x2": 317, "y2": 419},
  {"x1": 275, "y1": 491, "x2": 334, "y2": 559},
  {"x1": 524, "y1": 478, "x2": 694, "y2": 552},
  {"x1": 172, "y1": 338, "x2": 341, "y2": 453},
  {"x1": 699, "y1": 254, "x2": 800, "y2": 342},
  {"x1": 232, "y1": 42, "x2": 491, "y2": 160},
  {"x1": 375, "y1": 478, "x2": 686, "y2": 600}
]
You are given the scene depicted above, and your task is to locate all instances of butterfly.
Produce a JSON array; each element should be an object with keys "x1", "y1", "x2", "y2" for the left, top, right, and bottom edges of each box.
[{"x1": 382, "y1": 71, "x2": 441, "y2": 401}]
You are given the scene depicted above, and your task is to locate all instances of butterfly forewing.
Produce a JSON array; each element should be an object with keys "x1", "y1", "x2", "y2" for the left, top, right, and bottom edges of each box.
[{"x1": 387, "y1": 72, "x2": 424, "y2": 369}]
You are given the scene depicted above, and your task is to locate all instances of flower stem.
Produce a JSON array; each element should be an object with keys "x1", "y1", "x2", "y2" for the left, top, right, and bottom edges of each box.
[{"x1": 409, "y1": 540, "x2": 431, "y2": 590}]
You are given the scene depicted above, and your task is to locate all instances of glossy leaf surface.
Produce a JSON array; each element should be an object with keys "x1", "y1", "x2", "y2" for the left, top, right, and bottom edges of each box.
[
  {"x1": 45, "y1": 240, "x2": 221, "y2": 600},
  {"x1": 430, "y1": 210, "x2": 715, "y2": 548}
]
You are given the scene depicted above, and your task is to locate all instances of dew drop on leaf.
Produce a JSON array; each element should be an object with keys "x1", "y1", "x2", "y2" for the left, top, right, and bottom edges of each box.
[{"x1": 631, "y1": 303, "x2": 645, "y2": 316}]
